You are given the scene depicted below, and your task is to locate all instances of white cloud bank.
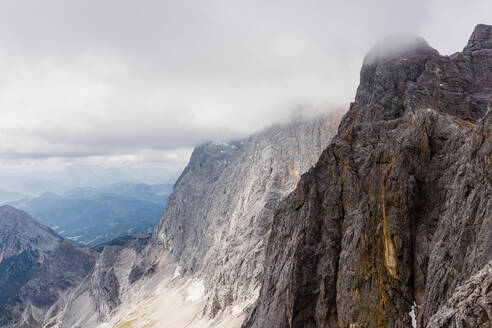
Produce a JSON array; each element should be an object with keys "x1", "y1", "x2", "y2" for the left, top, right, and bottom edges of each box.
[{"x1": 0, "y1": 0, "x2": 490, "y2": 190}]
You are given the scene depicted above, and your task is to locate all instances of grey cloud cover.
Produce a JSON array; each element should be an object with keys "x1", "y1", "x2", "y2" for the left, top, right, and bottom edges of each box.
[{"x1": 0, "y1": 0, "x2": 491, "y2": 188}]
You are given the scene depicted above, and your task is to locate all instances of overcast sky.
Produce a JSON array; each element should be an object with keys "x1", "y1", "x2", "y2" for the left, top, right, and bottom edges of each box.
[{"x1": 0, "y1": 0, "x2": 490, "y2": 189}]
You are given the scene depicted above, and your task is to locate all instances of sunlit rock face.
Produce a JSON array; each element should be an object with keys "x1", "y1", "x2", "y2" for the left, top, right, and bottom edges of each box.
[
  {"x1": 154, "y1": 114, "x2": 340, "y2": 317},
  {"x1": 245, "y1": 24, "x2": 492, "y2": 328}
]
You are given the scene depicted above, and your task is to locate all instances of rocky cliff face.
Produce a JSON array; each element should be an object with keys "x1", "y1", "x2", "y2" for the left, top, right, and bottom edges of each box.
[
  {"x1": 0, "y1": 206, "x2": 62, "y2": 315},
  {"x1": 1, "y1": 242, "x2": 96, "y2": 328},
  {"x1": 154, "y1": 115, "x2": 339, "y2": 317},
  {"x1": 0, "y1": 114, "x2": 339, "y2": 328},
  {"x1": 1, "y1": 233, "x2": 159, "y2": 328},
  {"x1": 0, "y1": 205, "x2": 61, "y2": 261},
  {"x1": 0, "y1": 207, "x2": 98, "y2": 328},
  {"x1": 244, "y1": 25, "x2": 492, "y2": 328},
  {"x1": 3, "y1": 24, "x2": 489, "y2": 328}
]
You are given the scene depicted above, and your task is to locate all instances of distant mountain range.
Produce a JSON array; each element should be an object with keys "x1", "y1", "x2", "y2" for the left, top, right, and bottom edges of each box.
[
  {"x1": 62, "y1": 181, "x2": 172, "y2": 204},
  {"x1": 0, "y1": 190, "x2": 28, "y2": 204},
  {"x1": 2, "y1": 23, "x2": 490, "y2": 328},
  {"x1": 5, "y1": 182, "x2": 172, "y2": 247},
  {"x1": 0, "y1": 164, "x2": 181, "y2": 195}
]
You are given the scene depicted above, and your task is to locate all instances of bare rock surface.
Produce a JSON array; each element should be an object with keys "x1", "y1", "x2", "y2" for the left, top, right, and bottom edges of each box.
[
  {"x1": 244, "y1": 24, "x2": 492, "y2": 328},
  {"x1": 0, "y1": 205, "x2": 61, "y2": 261},
  {"x1": 0, "y1": 206, "x2": 62, "y2": 317},
  {"x1": 154, "y1": 115, "x2": 339, "y2": 317},
  {"x1": 0, "y1": 114, "x2": 339, "y2": 328},
  {"x1": 2, "y1": 24, "x2": 491, "y2": 328}
]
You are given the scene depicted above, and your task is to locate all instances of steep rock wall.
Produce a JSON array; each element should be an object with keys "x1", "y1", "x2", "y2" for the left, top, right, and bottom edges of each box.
[
  {"x1": 154, "y1": 115, "x2": 339, "y2": 316},
  {"x1": 245, "y1": 25, "x2": 492, "y2": 328}
]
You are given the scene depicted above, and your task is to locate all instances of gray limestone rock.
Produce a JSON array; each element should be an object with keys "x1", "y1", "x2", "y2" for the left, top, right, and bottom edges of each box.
[
  {"x1": 154, "y1": 116, "x2": 339, "y2": 317},
  {"x1": 244, "y1": 24, "x2": 492, "y2": 328},
  {"x1": 0, "y1": 205, "x2": 62, "y2": 320}
]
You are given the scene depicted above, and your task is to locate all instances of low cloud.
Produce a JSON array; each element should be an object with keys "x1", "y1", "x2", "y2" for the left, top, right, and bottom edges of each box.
[{"x1": 0, "y1": 0, "x2": 490, "y2": 186}]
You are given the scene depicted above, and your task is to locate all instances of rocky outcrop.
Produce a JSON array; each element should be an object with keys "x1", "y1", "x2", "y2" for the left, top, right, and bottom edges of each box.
[
  {"x1": 154, "y1": 115, "x2": 340, "y2": 317},
  {"x1": 1, "y1": 232, "x2": 160, "y2": 328},
  {"x1": 244, "y1": 25, "x2": 492, "y2": 328},
  {"x1": 427, "y1": 260, "x2": 491, "y2": 328},
  {"x1": 87, "y1": 234, "x2": 158, "y2": 321},
  {"x1": 0, "y1": 206, "x2": 62, "y2": 315},
  {"x1": 1, "y1": 114, "x2": 340, "y2": 328},
  {"x1": 1, "y1": 242, "x2": 96, "y2": 328},
  {"x1": 3, "y1": 24, "x2": 490, "y2": 328},
  {"x1": 0, "y1": 205, "x2": 61, "y2": 261}
]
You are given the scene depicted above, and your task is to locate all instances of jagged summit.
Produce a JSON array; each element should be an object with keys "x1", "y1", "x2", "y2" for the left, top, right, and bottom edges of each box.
[
  {"x1": 342, "y1": 23, "x2": 492, "y2": 130},
  {"x1": 465, "y1": 23, "x2": 492, "y2": 51},
  {"x1": 0, "y1": 205, "x2": 63, "y2": 316},
  {"x1": 0, "y1": 205, "x2": 61, "y2": 260},
  {"x1": 1, "y1": 24, "x2": 490, "y2": 328},
  {"x1": 245, "y1": 24, "x2": 492, "y2": 328}
]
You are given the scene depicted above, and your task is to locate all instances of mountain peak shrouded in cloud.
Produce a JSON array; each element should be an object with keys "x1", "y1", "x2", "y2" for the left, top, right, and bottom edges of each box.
[{"x1": 362, "y1": 34, "x2": 438, "y2": 65}]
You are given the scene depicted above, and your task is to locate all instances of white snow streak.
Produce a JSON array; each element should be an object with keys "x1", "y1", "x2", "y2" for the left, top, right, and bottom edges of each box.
[{"x1": 186, "y1": 280, "x2": 205, "y2": 302}]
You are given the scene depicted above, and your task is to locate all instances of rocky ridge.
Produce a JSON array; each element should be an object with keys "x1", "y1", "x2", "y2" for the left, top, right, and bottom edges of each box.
[
  {"x1": 244, "y1": 24, "x2": 492, "y2": 328},
  {"x1": 0, "y1": 205, "x2": 61, "y2": 261},
  {"x1": 0, "y1": 114, "x2": 340, "y2": 328},
  {"x1": 154, "y1": 115, "x2": 340, "y2": 317},
  {"x1": 2, "y1": 24, "x2": 490, "y2": 328},
  {"x1": 0, "y1": 206, "x2": 62, "y2": 314}
]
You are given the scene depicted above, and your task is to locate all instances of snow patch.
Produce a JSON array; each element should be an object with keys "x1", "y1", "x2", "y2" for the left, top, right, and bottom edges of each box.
[
  {"x1": 173, "y1": 266, "x2": 181, "y2": 279},
  {"x1": 81, "y1": 234, "x2": 104, "y2": 245},
  {"x1": 409, "y1": 302, "x2": 417, "y2": 328},
  {"x1": 186, "y1": 280, "x2": 205, "y2": 302},
  {"x1": 211, "y1": 141, "x2": 237, "y2": 149}
]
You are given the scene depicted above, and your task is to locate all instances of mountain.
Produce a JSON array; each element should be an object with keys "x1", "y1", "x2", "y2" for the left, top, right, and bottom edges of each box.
[
  {"x1": 244, "y1": 25, "x2": 492, "y2": 328},
  {"x1": 0, "y1": 205, "x2": 147, "y2": 328},
  {"x1": 15, "y1": 192, "x2": 165, "y2": 246},
  {"x1": 0, "y1": 206, "x2": 62, "y2": 315},
  {"x1": 0, "y1": 165, "x2": 180, "y2": 196},
  {"x1": 2, "y1": 24, "x2": 490, "y2": 328},
  {"x1": 0, "y1": 190, "x2": 28, "y2": 205},
  {"x1": 154, "y1": 115, "x2": 339, "y2": 318},
  {"x1": 1, "y1": 242, "x2": 96, "y2": 327},
  {"x1": 0, "y1": 113, "x2": 341, "y2": 328},
  {"x1": 62, "y1": 182, "x2": 173, "y2": 205}
]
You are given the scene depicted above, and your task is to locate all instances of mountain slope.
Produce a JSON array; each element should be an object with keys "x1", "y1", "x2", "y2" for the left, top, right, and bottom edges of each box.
[
  {"x1": 244, "y1": 25, "x2": 492, "y2": 328},
  {"x1": 62, "y1": 182, "x2": 173, "y2": 205},
  {"x1": 15, "y1": 193, "x2": 164, "y2": 246},
  {"x1": 0, "y1": 114, "x2": 340, "y2": 328},
  {"x1": 0, "y1": 190, "x2": 28, "y2": 205},
  {"x1": 1, "y1": 242, "x2": 96, "y2": 327},
  {"x1": 0, "y1": 206, "x2": 62, "y2": 315},
  {"x1": 154, "y1": 116, "x2": 339, "y2": 317}
]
